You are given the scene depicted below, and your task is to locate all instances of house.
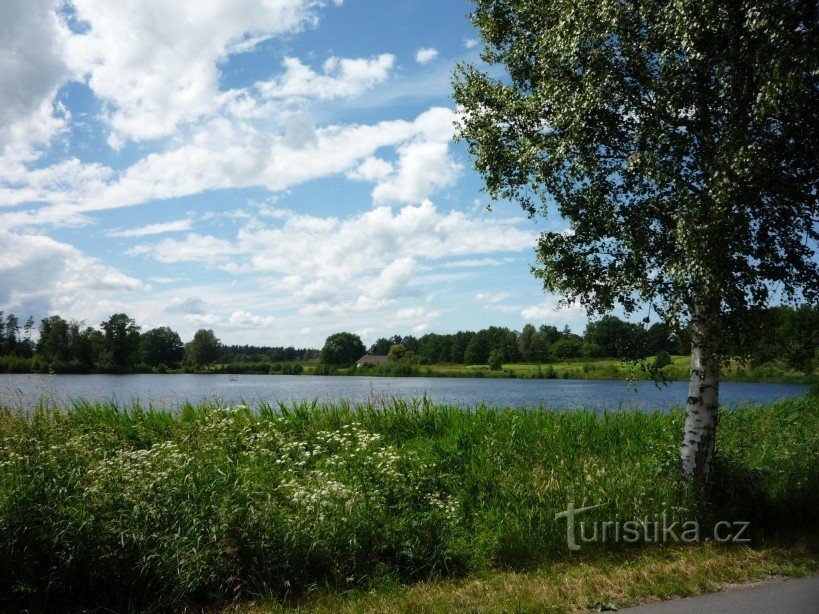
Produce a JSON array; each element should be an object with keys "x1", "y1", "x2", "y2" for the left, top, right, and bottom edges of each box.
[{"x1": 356, "y1": 354, "x2": 389, "y2": 367}]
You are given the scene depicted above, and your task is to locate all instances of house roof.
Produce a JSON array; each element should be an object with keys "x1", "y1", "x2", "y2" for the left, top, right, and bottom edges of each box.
[{"x1": 356, "y1": 354, "x2": 389, "y2": 364}]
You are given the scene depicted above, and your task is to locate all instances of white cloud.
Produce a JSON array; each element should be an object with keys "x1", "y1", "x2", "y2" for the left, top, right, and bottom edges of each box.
[
  {"x1": 108, "y1": 219, "x2": 193, "y2": 238},
  {"x1": 414, "y1": 47, "x2": 439, "y2": 64},
  {"x1": 521, "y1": 299, "x2": 587, "y2": 327},
  {"x1": 184, "y1": 313, "x2": 221, "y2": 327},
  {"x1": 165, "y1": 296, "x2": 209, "y2": 314},
  {"x1": 464, "y1": 38, "x2": 478, "y2": 49},
  {"x1": 0, "y1": 0, "x2": 72, "y2": 179},
  {"x1": 475, "y1": 291, "x2": 511, "y2": 305},
  {"x1": 346, "y1": 156, "x2": 394, "y2": 182},
  {"x1": 127, "y1": 233, "x2": 242, "y2": 264},
  {"x1": 67, "y1": 0, "x2": 336, "y2": 144},
  {"x1": 257, "y1": 54, "x2": 395, "y2": 100},
  {"x1": 444, "y1": 258, "x2": 513, "y2": 268},
  {"x1": 228, "y1": 310, "x2": 275, "y2": 328},
  {"x1": 1, "y1": 107, "x2": 460, "y2": 229},
  {"x1": 371, "y1": 140, "x2": 461, "y2": 204},
  {"x1": 0, "y1": 229, "x2": 142, "y2": 321},
  {"x1": 129, "y1": 200, "x2": 535, "y2": 319}
]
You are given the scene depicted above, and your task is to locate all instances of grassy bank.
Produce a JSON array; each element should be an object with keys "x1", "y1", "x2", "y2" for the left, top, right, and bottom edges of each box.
[
  {"x1": 1, "y1": 397, "x2": 817, "y2": 610},
  {"x1": 4, "y1": 355, "x2": 815, "y2": 385}
]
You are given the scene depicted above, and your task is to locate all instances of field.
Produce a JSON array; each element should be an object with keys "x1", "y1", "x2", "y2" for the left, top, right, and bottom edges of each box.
[
  {"x1": 1, "y1": 396, "x2": 817, "y2": 611},
  {"x1": 419, "y1": 356, "x2": 814, "y2": 384}
]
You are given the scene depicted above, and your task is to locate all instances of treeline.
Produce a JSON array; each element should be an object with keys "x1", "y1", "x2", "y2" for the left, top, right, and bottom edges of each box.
[
  {"x1": 0, "y1": 305, "x2": 816, "y2": 374},
  {"x1": 364, "y1": 305, "x2": 819, "y2": 372},
  {"x1": 0, "y1": 311, "x2": 317, "y2": 374}
]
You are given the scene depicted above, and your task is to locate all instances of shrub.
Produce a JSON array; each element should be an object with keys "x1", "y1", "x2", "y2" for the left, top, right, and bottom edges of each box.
[{"x1": 653, "y1": 351, "x2": 673, "y2": 369}]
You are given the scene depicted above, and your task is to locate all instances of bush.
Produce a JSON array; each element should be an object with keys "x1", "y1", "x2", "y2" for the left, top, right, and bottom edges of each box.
[
  {"x1": 313, "y1": 363, "x2": 337, "y2": 376},
  {"x1": 280, "y1": 363, "x2": 303, "y2": 375},
  {"x1": 653, "y1": 351, "x2": 673, "y2": 369}
]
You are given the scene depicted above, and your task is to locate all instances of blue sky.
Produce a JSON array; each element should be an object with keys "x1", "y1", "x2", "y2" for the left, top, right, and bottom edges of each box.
[{"x1": 0, "y1": 0, "x2": 588, "y2": 347}]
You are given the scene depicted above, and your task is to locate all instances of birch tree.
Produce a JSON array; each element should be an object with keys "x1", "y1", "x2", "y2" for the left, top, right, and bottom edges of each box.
[{"x1": 453, "y1": 0, "x2": 819, "y2": 484}]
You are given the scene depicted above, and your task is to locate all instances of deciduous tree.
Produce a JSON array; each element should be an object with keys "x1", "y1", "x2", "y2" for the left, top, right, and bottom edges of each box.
[{"x1": 454, "y1": 0, "x2": 819, "y2": 484}]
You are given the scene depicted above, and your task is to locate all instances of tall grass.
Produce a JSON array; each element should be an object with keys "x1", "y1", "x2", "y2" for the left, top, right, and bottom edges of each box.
[{"x1": 0, "y1": 396, "x2": 816, "y2": 609}]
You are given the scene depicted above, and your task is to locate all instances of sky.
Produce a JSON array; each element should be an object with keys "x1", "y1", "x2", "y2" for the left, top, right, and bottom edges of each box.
[{"x1": 0, "y1": 0, "x2": 589, "y2": 347}]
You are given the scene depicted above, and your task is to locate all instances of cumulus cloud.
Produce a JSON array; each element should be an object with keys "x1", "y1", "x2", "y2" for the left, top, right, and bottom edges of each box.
[
  {"x1": 521, "y1": 299, "x2": 587, "y2": 328},
  {"x1": 475, "y1": 291, "x2": 511, "y2": 305},
  {"x1": 165, "y1": 296, "x2": 209, "y2": 314},
  {"x1": 129, "y1": 200, "x2": 535, "y2": 317},
  {"x1": 67, "y1": 0, "x2": 337, "y2": 144},
  {"x1": 108, "y1": 219, "x2": 193, "y2": 238},
  {"x1": 0, "y1": 0, "x2": 72, "y2": 179},
  {"x1": 371, "y1": 140, "x2": 462, "y2": 204},
  {"x1": 0, "y1": 229, "x2": 142, "y2": 321},
  {"x1": 1, "y1": 107, "x2": 460, "y2": 229},
  {"x1": 414, "y1": 47, "x2": 438, "y2": 64},
  {"x1": 257, "y1": 54, "x2": 395, "y2": 100},
  {"x1": 346, "y1": 156, "x2": 394, "y2": 182},
  {"x1": 228, "y1": 310, "x2": 275, "y2": 328}
]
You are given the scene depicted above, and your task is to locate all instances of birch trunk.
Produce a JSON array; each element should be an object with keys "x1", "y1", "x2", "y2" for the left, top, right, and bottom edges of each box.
[{"x1": 680, "y1": 335, "x2": 720, "y2": 484}]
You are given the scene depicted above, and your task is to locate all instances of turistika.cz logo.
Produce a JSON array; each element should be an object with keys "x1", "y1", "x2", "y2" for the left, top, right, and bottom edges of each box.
[{"x1": 555, "y1": 502, "x2": 751, "y2": 551}]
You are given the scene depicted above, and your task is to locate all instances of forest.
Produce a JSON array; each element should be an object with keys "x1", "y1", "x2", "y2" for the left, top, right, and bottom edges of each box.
[{"x1": 0, "y1": 305, "x2": 816, "y2": 375}]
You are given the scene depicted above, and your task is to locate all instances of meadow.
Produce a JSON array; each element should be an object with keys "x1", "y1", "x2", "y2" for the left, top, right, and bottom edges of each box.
[{"x1": 0, "y1": 396, "x2": 817, "y2": 610}]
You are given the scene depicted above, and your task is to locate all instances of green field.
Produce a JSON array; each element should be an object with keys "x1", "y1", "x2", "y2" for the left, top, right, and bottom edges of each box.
[
  {"x1": 1, "y1": 396, "x2": 817, "y2": 610},
  {"x1": 415, "y1": 356, "x2": 815, "y2": 384}
]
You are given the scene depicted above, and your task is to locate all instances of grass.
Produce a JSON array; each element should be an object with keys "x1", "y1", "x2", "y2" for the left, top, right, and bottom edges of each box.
[
  {"x1": 257, "y1": 539, "x2": 818, "y2": 612},
  {"x1": 0, "y1": 396, "x2": 817, "y2": 610},
  {"x1": 420, "y1": 356, "x2": 815, "y2": 384}
]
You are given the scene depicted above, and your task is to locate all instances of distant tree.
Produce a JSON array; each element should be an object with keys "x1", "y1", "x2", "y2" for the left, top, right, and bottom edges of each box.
[
  {"x1": 141, "y1": 326, "x2": 185, "y2": 367},
  {"x1": 551, "y1": 337, "x2": 583, "y2": 359},
  {"x1": 450, "y1": 331, "x2": 475, "y2": 363},
  {"x1": 654, "y1": 351, "x2": 673, "y2": 370},
  {"x1": 528, "y1": 329, "x2": 551, "y2": 362},
  {"x1": 584, "y1": 315, "x2": 647, "y2": 359},
  {"x1": 419, "y1": 333, "x2": 454, "y2": 364},
  {"x1": 19, "y1": 316, "x2": 35, "y2": 358},
  {"x1": 464, "y1": 330, "x2": 492, "y2": 365},
  {"x1": 320, "y1": 332, "x2": 366, "y2": 366},
  {"x1": 2, "y1": 313, "x2": 19, "y2": 355},
  {"x1": 454, "y1": 0, "x2": 819, "y2": 484},
  {"x1": 76, "y1": 325, "x2": 104, "y2": 367},
  {"x1": 776, "y1": 305, "x2": 819, "y2": 372},
  {"x1": 518, "y1": 323, "x2": 536, "y2": 361},
  {"x1": 400, "y1": 335, "x2": 421, "y2": 355},
  {"x1": 488, "y1": 348, "x2": 503, "y2": 370},
  {"x1": 368, "y1": 336, "x2": 399, "y2": 355},
  {"x1": 387, "y1": 343, "x2": 407, "y2": 362},
  {"x1": 185, "y1": 329, "x2": 222, "y2": 367},
  {"x1": 37, "y1": 315, "x2": 70, "y2": 363},
  {"x1": 645, "y1": 322, "x2": 676, "y2": 355},
  {"x1": 100, "y1": 313, "x2": 141, "y2": 371}
]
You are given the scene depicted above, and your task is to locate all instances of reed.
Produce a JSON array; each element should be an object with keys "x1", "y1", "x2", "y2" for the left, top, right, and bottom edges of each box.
[{"x1": 0, "y1": 396, "x2": 816, "y2": 609}]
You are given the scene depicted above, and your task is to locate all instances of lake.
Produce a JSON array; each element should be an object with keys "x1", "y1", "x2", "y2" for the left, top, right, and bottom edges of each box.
[{"x1": 0, "y1": 373, "x2": 809, "y2": 412}]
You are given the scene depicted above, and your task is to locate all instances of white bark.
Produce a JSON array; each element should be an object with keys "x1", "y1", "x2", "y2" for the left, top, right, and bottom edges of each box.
[{"x1": 680, "y1": 342, "x2": 720, "y2": 483}]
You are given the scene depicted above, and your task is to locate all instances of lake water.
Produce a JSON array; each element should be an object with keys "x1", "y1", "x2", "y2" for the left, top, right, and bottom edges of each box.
[{"x1": 0, "y1": 373, "x2": 809, "y2": 412}]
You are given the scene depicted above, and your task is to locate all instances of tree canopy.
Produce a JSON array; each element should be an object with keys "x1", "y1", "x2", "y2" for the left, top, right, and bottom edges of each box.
[
  {"x1": 454, "y1": 0, "x2": 818, "y2": 483},
  {"x1": 320, "y1": 332, "x2": 366, "y2": 366},
  {"x1": 185, "y1": 329, "x2": 222, "y2": 367}
]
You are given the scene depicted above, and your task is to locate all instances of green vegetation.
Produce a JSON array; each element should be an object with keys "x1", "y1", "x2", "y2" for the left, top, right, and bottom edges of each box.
[
  {"x1": 1, "y1": 396, "x2": 816, "y2": 610},
  {"x1": 454, "y1": 0, "x2": 818, "y2": 484},
  {"x1": 0, "y1": 306, "x2": 816, "y2": 383},
  {"x1": 255, "y1": 540, "x2": 818, "y2": 613}
]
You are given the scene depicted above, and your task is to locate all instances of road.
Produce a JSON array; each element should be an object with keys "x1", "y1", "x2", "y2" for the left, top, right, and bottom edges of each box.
[{"x1": 621, "y1": 575, "x2": 819, "y2": 613}]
